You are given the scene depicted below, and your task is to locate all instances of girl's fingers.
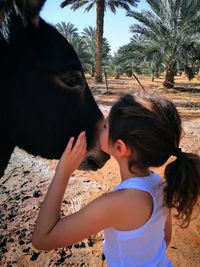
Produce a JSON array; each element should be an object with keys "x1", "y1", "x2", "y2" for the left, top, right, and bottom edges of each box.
[
  {"x1": 77, "y1": 131, "x2": 86, "y2": 143},
  {"x1": 63, "y1": 132, "x2": 86, "y2": 161},
  {"x1": 79, "y1": 134, "x2": 87, "y2": 154},
  {"x1": 73, "y1": 132, "x2": 86, "y2": 151},
  {"x1": 72, "y1": 133, "x2": 87, "y2": 160},
  {"x1": 65, "y1": 137, "x2": 75, "y2": 154}
]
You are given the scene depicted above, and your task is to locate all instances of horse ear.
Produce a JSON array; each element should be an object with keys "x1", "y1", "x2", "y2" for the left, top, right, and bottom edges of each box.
[{"x1": 14, "y1": 0, "x2": 46, "y2": 26}]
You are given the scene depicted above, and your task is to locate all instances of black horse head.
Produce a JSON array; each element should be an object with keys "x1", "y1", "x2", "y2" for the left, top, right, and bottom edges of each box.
[{"x1": 0, "y1": 0, "x2": 109, "y2": 177}]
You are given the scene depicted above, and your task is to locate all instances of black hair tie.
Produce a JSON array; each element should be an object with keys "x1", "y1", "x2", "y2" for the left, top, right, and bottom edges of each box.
[{"x1": 172, "y1": 147, "x2": 182, "y2": 157}]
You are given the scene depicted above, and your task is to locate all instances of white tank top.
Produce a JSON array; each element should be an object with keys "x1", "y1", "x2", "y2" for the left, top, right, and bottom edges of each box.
[{"x1": 103, "y1": 172, "x2": 172, "y2": 267}]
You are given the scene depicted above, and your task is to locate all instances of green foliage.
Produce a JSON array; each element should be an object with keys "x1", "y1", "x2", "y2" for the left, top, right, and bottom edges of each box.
[
  {"x1": 105, "y1": 53, "x2": 124, "y2": 78},
  {"x1": 126, "y1": 0, "x2": 200, "y2": 86},
  {"x1": 56, "y1": 21, "x2": 79, "y2": 40},
  {"x1": 56, "y1": 22, "x2": 91, "y2": 71},
  {"x1": 58, "y1": 0, "x2": 200, "y2": 85},
  {"x1": 60, "y1": 0, "x2": 139, "y2": 82},
  {"x1": 56, "y1": 22, "x2": 111, "y2": 74},
  {"x1": 61, "y1": 0, "x2": 139, "y2": 13}
]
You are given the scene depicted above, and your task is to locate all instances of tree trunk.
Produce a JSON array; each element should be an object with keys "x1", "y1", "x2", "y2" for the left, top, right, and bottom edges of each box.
[
  {"x1": 95, "y1": 0, "x2": 104, "y2": 83},
  {"x1": 163, "y1": 68, "x2": 176, "y2": 88},
  {"x1": 126, "y1": 71, "x2": 132, "y2": 77}
]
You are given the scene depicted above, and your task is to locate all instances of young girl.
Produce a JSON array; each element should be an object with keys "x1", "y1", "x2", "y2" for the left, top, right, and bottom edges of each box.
[{"x1": 32, "y1": 93, "x2": 200, "y2": 267}]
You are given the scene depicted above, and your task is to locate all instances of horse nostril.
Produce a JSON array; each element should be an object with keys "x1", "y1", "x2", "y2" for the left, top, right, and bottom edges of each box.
[
  {"x1": 80, "y1": 152, "x2": 110, "y2": 171},
  {"x1": 86, "y1": 158, "x2": 100, "y2": 170},
  {"x1": 102, "y1": 152, "x2": 110, "y2": 162},
  {"x1": 96, "y1": 152, "x2": 110, "y2": 168},
  {"x1": 79, "y1": 157, "x2": 100, "y2": 171}
]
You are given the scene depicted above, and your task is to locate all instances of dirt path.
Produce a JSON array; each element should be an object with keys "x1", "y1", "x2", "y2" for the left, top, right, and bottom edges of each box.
[{"x1": 0, "y1": 76, "x2": 200, "y2": 266}]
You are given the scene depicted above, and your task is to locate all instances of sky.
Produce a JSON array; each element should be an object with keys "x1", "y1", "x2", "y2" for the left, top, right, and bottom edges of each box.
[{"x1": 41, "y1": 0, "x2": 149, "y2": 55}]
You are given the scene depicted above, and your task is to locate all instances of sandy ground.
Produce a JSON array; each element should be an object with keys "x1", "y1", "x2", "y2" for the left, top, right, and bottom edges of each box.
[{"x1": 0, "y1": 76, "x2": 200, "y2": 267}]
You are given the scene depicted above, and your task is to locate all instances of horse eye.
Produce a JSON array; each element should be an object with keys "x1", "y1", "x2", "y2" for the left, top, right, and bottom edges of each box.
[
  {"x1": 67, "y1": 76, "x2": 77, "y2": 85},
  {"x1": 56, "y1": 71, "x2": 85, "y2": 90},
  {"x1": 62, "y1": 75, "x2": 77, "y2": 87}
]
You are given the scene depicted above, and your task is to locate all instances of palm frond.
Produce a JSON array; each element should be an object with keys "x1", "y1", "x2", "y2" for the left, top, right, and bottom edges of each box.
[
  {"x1": 106, "y1": 0, "x2": 139, "y2": 13},
  {"x1": 56, "y1": 22, "x2": 79, "y2": 40},
  {"x1": 61, "y1": 0, "x2": 92, "y2": 11},
  {"x1": 84, "y1": 2, "x2": 95, "y2": 12}
]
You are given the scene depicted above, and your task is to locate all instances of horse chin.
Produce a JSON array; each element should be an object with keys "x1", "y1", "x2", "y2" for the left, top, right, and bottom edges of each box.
[{"x1": 79, "y1": 152, "x2": 110, "y2": 171}]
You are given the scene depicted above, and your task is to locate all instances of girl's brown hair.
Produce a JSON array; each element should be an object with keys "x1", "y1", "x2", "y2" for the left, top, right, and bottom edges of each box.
[{"x1": 108, "y1": 93, "x2": 200, "y2": 227}]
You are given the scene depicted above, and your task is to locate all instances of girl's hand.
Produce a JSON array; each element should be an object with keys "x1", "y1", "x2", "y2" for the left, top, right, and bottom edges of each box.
[{"x1": 55, "y1": 131, "x2": 87, "y2": 178}]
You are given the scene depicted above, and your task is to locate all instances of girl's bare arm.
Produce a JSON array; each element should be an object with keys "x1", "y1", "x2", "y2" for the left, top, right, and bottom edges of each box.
[
  {"x1": 32, "y1": 132, "x2": 118, "y2": 250},
  {"x1": 164, "y1": 211, "x2": 172, "y2": 248}
]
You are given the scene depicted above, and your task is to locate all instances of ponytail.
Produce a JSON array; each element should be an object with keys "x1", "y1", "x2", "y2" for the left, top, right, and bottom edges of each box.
[{"x1": 164, "y1": 151, "x2": 200, "y2": 228}]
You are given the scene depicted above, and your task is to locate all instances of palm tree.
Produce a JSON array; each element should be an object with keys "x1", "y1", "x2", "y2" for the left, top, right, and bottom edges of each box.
[
  {"x1": 81, "y1": 26, "x2": 111, "y2": 77},
  {"x1": 61, "y1": 0, "x2": 139, "y2": 83},
  {"x1": 128, "y1": 0, "x2": 200, "y2": 88},
  {"x1": 69, "y1": 37, "x2": 91, "y2": 70},
  {"x1": 56, "y1": 21, "x2": 79, "y2": 43},
  {"x1": 106, "y1": 53, "x2": 125, "y2": 78},
  {"x1": 178, "y1": 42, "x2": 200, "y2": 80},
  {"x1": 81, "y1": 26, "x2": 97, "y2": 77},
  {"x1": 56, "y1": 22, "x2": 91, "y2": 71},
  {"x1": 119, "y1": 34, "x2": 164, "y2": 80}
]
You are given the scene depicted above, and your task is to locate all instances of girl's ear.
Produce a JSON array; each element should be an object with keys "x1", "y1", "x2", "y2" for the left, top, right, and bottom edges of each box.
[{"x1": 114, "y1": 139, "x2": 130, "y2": 158}]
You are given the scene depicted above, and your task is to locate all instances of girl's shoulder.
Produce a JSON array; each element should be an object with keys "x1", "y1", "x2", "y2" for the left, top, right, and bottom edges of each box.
[
  {"x1": 107, "y1": 187, "x2": 153, "y2": 231},
  {"x1": 108, "y1": 172, "x2": 165, "y2": 230},
  {"x1": 113, "y1": 172, "x2": 163, "y2": 193}
]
